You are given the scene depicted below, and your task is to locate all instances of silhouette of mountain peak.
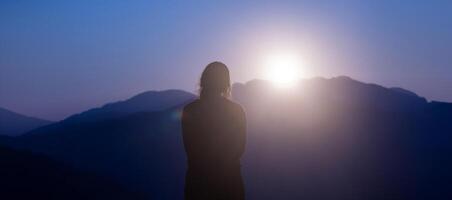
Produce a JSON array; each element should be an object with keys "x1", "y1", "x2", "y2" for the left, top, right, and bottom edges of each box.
[
  {"x1": 63, "y1": 89, "x2": 196, "y2": 124},
  {"x1": 129, "y1": 89, "x2": 194, "y2": 101},
  {"x1": 232, "y1": 76, "x2": 428, "y2": 113},
  {"x1": 333, "y1": 75, "x2": 354, "y2": 81},
  {"x1": 390, "y1": 87, "x2": 420, "y2": 97},
  {"x1": 0, "y1": 107, "x2": 52, "y2": 136}
]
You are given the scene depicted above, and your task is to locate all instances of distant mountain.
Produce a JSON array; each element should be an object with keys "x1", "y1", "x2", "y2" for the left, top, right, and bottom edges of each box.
[
  {"x1": 62, "y1": 89, "x2": 195, "y2": 124},
  {"x1": 390, "y1": 87, "x2": 421, "y2": 97},
  {"x1": 3, "y1": 77, "x2": 452, "y2": 200},
  {"x1": 0, "y1": 107, "x2": 52, "y2": 136},
  {"x1": 232, "y1": 76, "x2": 429, "y2": 115},
  {"x1": 0, "y1": 145, "x2": 147, "y2": 200}
]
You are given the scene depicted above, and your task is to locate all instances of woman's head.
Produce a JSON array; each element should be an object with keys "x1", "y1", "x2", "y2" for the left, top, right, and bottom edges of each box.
[{"x1": 199, "y1": 62, "x2": 231, "y2": 99}]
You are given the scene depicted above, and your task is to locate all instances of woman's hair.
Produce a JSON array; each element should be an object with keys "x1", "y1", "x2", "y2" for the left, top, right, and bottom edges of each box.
[{"x1": 199, "y1": 61, "x2": 231, "y2": 99}]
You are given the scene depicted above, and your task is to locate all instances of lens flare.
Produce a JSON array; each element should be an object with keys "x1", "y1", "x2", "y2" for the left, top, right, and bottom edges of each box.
[{"x1": 264, "y1": 54, "x2": 302, "y2": 87}]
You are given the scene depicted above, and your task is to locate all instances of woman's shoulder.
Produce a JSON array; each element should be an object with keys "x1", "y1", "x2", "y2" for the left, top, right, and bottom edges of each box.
[
  {"x1": 183, "y1": 98, "x2": 244, "y2": 114},
  {"x1": 183, "y1": 99, "x2": 201, "y2": 111},
  {"x1": 224, "y1": 99, "x2": 245, "y2": 114}
]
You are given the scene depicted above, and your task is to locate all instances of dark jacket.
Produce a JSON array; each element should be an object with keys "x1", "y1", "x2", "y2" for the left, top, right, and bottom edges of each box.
[{"x1": 182, "y1": 96, "x2": 246, "y2": 200}]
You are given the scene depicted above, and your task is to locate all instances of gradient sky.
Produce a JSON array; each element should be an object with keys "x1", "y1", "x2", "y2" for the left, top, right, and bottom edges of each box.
[{"x1": 1, "y1": 0, "x2": 452, "y2": 120}]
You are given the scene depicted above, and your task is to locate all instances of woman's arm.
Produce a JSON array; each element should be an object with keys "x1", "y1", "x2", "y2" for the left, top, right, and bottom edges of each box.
[
  {"x1": 235, "y1": 106, "x2": 247, "y2": 159},
  {"x1": 181, "y1": 107, "x2": 196, "y2": 159}
]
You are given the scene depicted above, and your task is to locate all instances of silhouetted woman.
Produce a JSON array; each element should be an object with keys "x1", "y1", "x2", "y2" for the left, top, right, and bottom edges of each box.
[{"x1": 182, "y1": 62, "x2": 247, "y2": 200}]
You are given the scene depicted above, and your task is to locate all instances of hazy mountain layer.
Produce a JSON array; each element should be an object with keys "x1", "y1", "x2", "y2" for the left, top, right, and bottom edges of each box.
[
  {"x1": 0, "y1": 107, "x2": 52, "y2": 136},
  {"x1": 3, "y1": 77, "x2": 452, "y2": 200}
]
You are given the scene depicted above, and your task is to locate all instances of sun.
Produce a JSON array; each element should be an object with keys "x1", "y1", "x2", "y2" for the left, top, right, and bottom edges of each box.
[{"x1": 264, "y1": 54, "x2": 302, "y2": 87}]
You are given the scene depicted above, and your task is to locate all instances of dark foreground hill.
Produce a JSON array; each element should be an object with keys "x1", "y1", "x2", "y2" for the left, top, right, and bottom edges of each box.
[
  {"x1": 0, "y1": 145, "x2": 146, "y2": 200},
  {"x1": 0, "y1": 107, "x2": 52, "y2": 136},
  {"x1": 8, "y1": 109, "x2": 186, "y2": 200},
  {"x1": 2, "y1": 77, "x2": 452, "y2": 200}
]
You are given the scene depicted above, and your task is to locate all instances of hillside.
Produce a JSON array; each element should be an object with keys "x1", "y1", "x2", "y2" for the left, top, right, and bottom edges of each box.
[{"x1": 0, "y1": 145, "x2": 146, "y2": 200}]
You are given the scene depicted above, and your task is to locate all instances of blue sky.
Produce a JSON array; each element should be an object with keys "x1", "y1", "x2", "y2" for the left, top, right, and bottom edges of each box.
[{"x1": 1, "y1": 0, "x2": 451, "y2": 120}]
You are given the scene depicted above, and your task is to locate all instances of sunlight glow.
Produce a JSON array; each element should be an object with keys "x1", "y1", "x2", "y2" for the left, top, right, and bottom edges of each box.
[{"x1": 264, "y1": 54, "x2": 303, "y2": 87}]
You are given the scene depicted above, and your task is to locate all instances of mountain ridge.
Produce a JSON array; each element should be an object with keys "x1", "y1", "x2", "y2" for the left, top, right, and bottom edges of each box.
[
  {"x1": 60, "y1": 89, "x2": 195, "y2": 124},
  {"x1": 0, "y1": 107, "x2": 53, "y2": 136}
]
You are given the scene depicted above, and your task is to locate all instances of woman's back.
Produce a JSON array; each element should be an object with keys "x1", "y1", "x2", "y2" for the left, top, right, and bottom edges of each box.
[
  {"x1": 182, "y1": 97, "x2": 246, "y2": 200},
  {"x1": 181, "y1": 61, "x2": 246, "y2": 200},
  {"x1": 182, "y1": 97, "x2": 246, "y2": 169}
]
